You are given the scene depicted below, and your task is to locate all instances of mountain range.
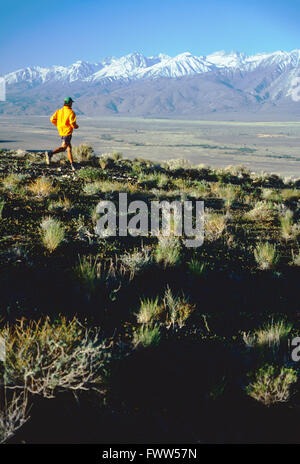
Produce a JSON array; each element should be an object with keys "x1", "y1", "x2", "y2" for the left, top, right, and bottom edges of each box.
[{"x1": 1, "y1": 50, "x2": 300, "y2": 119}]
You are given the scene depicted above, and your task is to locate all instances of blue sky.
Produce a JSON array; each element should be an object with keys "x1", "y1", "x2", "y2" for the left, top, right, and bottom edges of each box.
[{"x1": 0, "y1": 0, "x2": 299, "y2": 74}]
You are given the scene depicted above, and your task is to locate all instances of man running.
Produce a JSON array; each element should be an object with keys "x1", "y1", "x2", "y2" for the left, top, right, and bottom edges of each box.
[{"x1": 46, "y1": 97, "x2": 79, "y2": 171}]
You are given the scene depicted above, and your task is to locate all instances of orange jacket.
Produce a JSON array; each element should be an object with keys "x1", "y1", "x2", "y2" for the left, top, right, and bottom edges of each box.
[{"x1": 50, "y1": 106, "x2": 77, "y2": 136}]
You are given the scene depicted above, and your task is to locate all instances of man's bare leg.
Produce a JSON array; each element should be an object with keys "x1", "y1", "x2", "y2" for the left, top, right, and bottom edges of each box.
[
  {"x1": 45, "y1": 144, "x2": 66, "y2": 165},
  {"x1": 52, "y1": 146, "x2": 67, "y2": 154},
  {"x1": 46, "y1": 142, "x2": 75, "y2": 170},
  {"x1": 66, "y1": 144, "x2": 76, "y2": 171},
  {"x1": 66, "y1": 144, "x2": 73, "y2": 164}
]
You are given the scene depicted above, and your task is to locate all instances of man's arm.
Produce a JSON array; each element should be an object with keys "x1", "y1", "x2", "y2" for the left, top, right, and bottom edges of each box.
[
  {"x1": 50, "y1": 111, "x2": 58, "y2": 126},
  {"x1": 69, "y1": 111, "x2": 79, "y2": 129}
]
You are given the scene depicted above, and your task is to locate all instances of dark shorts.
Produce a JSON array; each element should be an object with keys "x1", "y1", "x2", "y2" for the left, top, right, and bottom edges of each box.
[{"x1": 61, "y1": 134, "x2": 72, "y2": 145}]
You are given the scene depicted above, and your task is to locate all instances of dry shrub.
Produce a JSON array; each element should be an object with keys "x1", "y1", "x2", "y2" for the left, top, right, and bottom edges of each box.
[
  {"x1": 166, "y1": 158, "x2": 192, "y2": 171},
  {"x1": 14, "y1": 149, "x2": 27, "y2": 158},
  {"x1": 224, "y1": 165, "x2": 250, "y2": 177},
  {"x1": 72, "y1": 144, "x2": 94, "y2": 162},
  {"x1": 261, "y1": 188, "x2": 282, "y2": 202},
  {"x1": 0, "y1": 389, "x2": 29, "y2": 443},
  {"x1": 1, "y1": 317, "x2": 111, "y2": 398},
  {"x1": 246, "y1": 365, "x2": 297, "y2": 406},
  {"x1": 120, "y1": 247, "x2": 152, "y2": 277},
  {"x1": 245, "y1": 201, "x2": 276, "y2": 222}
]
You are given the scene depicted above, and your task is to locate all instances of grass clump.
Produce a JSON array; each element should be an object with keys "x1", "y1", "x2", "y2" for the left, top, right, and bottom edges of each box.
[
  {"x1": 205, "y1": 212, "x2": 227, "y2": 242},
  {"x1": 83, "y1": 181, "x2": 102, "y2": 196},
  {"x1": 188, "y1": 258, "x2": 206, "y2": 278},
  {"x1": 74, "y1": 255, "x2": 102, "y2": 300},
  {"x1": 191, "y1": 180, "x2": 211, "y2": 198},
  {"x1": 246, "y1": 365, "x2": 297, "y2": 406},
  {"x1": 48, "y1": 195, "x2": 72, "y2": 212},
  {"x1": 40, "y1": 216, "x2": 65, "y2": 252},
  {"x1": 243, "y1": 319, "x2": 292, "y2": 351},
  {"x1": 28, "y1": 176, "x2": 58, "y2": 198},
  {"x1": 133, "y1": 324, "x2": 161, "y2": 348},
  {"x1": 138, "y1": 172, "x2": 169, "y2": 189},
  {"x1": 254, "y1": 242, "x2": 279, "y2": 270},
  {"x1": 280, "y1": 209, "x2": 300, "y2": 241},
  {"x1": 2, "y1": 173, "x2": 28, "y2": 192},
  {"x1": 134, "y1": 288, "x2": 195, "y2": 329},
  {"x1": 162, "y1": 287, "x2": 195, "y2": 329},
  {"x1": 84, "y1": 180, "x2": 127, "y2": 195},
  {"x1": 155, "y1": 236, "x2": 181, "y2": 267},
  {"x1": 77, "y1": 167, "x2": 102, "y2": 182},
  {"x1": 135, "y1": 297, "x2": 160, "y2": 325},
  {"x1": 219, "y1": 184, "x2": 242, "y2": 209},
  {"x1": 100, "y1": 180, "x2": 129, "y2": 193}
]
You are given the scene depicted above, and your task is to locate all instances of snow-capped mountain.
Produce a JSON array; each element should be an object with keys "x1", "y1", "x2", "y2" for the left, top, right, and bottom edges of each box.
[
  {"x1": 4, "y1": 60, "x2": 103, "y2": 85},
  {"x1": 2, "y1": 49, "x2": 300, "y2": 118},
  {"x1": 136, "y1": 52, "x2": 216, "y2": 79},
  {"x1": 205, "y1": 50, "x2": 247, "y2": 69},
  {"x1": 5, "y1": 49, "x2": 300, "y2": 84},
  {"x1": 88, "y1": 52, "x2": 163, "y2": 81}
]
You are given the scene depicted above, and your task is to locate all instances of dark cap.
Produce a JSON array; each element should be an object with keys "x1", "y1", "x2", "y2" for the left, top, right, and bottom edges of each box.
[{"x1": 64, "y1": 97, "x2": 74, "y2": 104}]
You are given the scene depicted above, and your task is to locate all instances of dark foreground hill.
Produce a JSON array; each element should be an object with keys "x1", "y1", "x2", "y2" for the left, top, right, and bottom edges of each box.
[{"x1": 0, "y1": 147, "x2": 300, "y2": 443}]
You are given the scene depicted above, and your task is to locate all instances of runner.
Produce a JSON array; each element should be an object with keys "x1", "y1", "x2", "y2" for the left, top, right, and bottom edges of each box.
[{"x1": 46, "y1": 97, "x2": 79, "y2": 171}]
